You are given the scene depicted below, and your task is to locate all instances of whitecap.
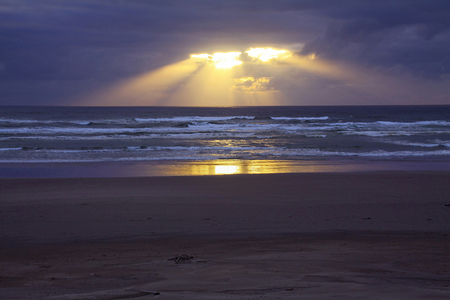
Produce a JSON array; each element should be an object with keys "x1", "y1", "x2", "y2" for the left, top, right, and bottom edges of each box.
[
  {"x1": 272, "y1": 116, "x2": 329, "y2": 121},
  {"x1": 135, "y1": 116, "x2": 254, "y2": 122}
]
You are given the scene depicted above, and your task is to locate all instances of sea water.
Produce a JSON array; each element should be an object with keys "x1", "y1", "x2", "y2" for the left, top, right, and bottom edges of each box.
[{"x1": 1, "y1": 106, "x2": 450, "y2": 164}]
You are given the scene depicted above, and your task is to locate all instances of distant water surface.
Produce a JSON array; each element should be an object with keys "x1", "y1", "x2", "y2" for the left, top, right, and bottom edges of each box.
[{"x1": 2, "y1": 106, "x2": 450, "y2": 165}]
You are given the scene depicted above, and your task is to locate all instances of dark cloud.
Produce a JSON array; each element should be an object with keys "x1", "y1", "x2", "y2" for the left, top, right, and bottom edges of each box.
[
  {"x1": 0, "y1": 0, "x2": 449, "y2": 105},
  {"x1": 299, "y1": 0, "x2": 450, "y2": 79},
  {"x1": 233, "y1": 77, "x2": 275, "y2": 93}
]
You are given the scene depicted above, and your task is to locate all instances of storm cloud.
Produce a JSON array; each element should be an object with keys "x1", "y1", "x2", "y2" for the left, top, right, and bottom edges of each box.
[{"x1": 1, "y1": 0, "x2": 449, "y2": 105}]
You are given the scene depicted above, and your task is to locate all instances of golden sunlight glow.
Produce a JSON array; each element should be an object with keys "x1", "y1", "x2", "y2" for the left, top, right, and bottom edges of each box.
[
  {"x1": 126, "y1": 160, "x2": 384, "y2": 176},
  {"x1": 190, "y1": 48, "x2": 291, "y2": 69},
  {"x1": 167, "y1": 58, "x2": 239, "y2": 105},
  {"x1": 215, "y1": 165, "x2": 240, "y2": 175},
  {"x1": 80, "y1": 45, "x2": 357, "y2": 107},
  {"x1": 233, "y1": 77, "x2": 275, "y2": 93},
  {"x1": 190, "y1": 52, "x2": 242, "y2": 69},
  {"x1": 190, "y1": 53, "x2": 210, "y2": 60},
  {"x1": 246, "y1": 48, "x2": 291, "y2": 62},
  {"x1": 78, "y1": 59, "x2": 201, "y2": 106},
  {"x1": 236, "y1": 76, "x2": 255, "y2": 82},
  {"x1": 211, "y1": 52, "x2": 242, "y2": 69},
  {"x1": 307, "y1": 53, "x2": 316, "y2": 60}
]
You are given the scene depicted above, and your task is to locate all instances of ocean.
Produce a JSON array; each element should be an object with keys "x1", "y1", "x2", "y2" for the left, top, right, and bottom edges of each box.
[{"x1": 1, "y1": 106, "x2": 450, "y2": 176}]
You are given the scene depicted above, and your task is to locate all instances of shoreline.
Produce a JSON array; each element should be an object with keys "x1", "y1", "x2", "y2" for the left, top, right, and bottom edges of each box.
[{"x1": 2, "y1": 159, "x2": 450, "y2": 178}]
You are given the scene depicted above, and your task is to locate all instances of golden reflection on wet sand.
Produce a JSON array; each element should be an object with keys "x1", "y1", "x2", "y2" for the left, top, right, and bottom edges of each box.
[
  {"x1": 2, "y1": 160, "x2": 450, "y2": 178},
  {"x1": 130, "y1": 160, "x2": 415, "y2": 177},
  {"x1": 155, "y1": 160, "x2": 328, "y2": 176}
]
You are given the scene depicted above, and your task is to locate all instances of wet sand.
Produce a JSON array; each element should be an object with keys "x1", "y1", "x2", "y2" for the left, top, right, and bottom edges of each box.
[
  {"x1": 3, "y1": 159, "x2": 450, "y2": 178},
  {"x1": 1, "y1": 172, "x2": 450, "y2": 299}
]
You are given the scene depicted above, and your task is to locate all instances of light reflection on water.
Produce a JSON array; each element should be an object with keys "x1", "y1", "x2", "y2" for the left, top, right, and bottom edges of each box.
[
  {"x1": 181, "y1": 160, "x2": 311, "y2": 176},
  {"x1": 215, "y1": 165, "x2": 240, "y2": 174},
  {"x1": 132, "y1": 160, "x2": 450, "y2": 177},
  {"x1": 1, "y1": 160, "x2": 450, "y2": 178}
]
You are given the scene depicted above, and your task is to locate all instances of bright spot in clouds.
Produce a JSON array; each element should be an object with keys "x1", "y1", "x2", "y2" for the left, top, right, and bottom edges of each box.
[
  {"x1": 246, "y1": 48, "x2": 290, "y2": 62},
  {"x1": 211, "y1": 52, "x2": 242, "y2": 69},
  {"x1": 190, "y1": 53, "x2": 210, "y2": 59},
  {"x1": 190, "y1": 52, "x2": 242, "y2": 69},
  {"x1": 190, "y1": 47, "x2": 291, "y2": 69}
]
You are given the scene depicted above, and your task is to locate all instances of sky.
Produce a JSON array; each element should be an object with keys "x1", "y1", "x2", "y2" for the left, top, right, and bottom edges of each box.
[{"x1": 1, "y1": 0, "x2": 450, "y2": 106}]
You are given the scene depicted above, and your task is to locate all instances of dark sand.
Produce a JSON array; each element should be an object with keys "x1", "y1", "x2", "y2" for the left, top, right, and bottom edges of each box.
[{"x1": 1, "y1": 172, "x2": 450, "y2": 299}]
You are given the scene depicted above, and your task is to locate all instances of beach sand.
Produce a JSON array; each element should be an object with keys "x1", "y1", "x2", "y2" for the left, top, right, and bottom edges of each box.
[{"x1": 1, "y1": 172, "x2": 450, "y2": 299}]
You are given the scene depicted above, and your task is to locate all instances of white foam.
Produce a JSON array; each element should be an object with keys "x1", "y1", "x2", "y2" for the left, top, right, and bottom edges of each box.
[
  {"x1": 3, "y1": 118, "x2": 450, "y2": 137},
  {"x1": 0, "y1": 131, "x2": 258, "y2": 141},
  {"x1": 280, "y1": 149, "x2": 450, "y2": 157},
  {"x1": 382, "y1": 140, "x2": 445, "y2": 148},
  {"x1": 0, "y1": 147, "x2": 23, "y2": 151},
  {"x1": 431, "y1": 140, "x2": 450, "y2": 147},
  {"x1": 272, "y1": 116, "x2": 329, "y2": 120},
  {"x1": 0, "y1": 123, "x2": 307, "y2": 136},
  {"x1": 305, "y1": 134, "x2": 327, "y2": 138},
  {"x1": 0, "y1": 118, "x2": 51, "y2": 124},
  {"x1": 6, "y1": 145, "x2": 276, "y2": 154},
  {"x1": 135, "y1": 116, "x2": 254, "y2": 122},
  {"x1": 2, "y1": 125, "x2": 447, "y2": 140},
  {"x1": 376, "y1": 120, "x2": 450, "y2": 126},
  {"x1": 357, "y1": 150, "x2": 450, "y2": 157},
  {"x1": 3, "y1": 146, "x2": 450, "y2": 163},
  {"x1": 0, "y1": 117, "x2": 140, "y2": 126},
  {"x1": 341, "y1": 131, "x2": 416, "y2": 137}
]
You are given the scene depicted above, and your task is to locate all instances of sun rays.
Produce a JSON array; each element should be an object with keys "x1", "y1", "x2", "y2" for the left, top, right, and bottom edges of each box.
[{"x1": 79, "y1": 47, "x2": 357, "y2": 106}]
